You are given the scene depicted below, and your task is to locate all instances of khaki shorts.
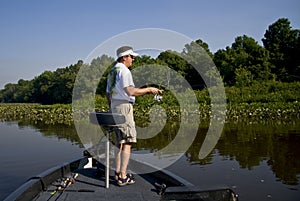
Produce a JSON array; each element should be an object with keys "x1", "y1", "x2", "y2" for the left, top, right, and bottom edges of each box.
[{"x1": 111, "y1": 101, "x2": 137, "y2": 144}]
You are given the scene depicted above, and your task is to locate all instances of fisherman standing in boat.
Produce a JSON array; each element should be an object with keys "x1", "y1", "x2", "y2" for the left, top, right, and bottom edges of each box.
[{"x1": 106, "y1": 46, "x2": 163, "y2": 186}]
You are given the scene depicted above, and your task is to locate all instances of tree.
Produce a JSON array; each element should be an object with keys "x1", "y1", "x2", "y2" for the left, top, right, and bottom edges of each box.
[
  {"x1": 51, "y1": 61, "x2": 82, "y2": 103},
  {"x1": 0, "y1": 83, "x2": 16, "y2": 102},
  {"x1": 32, "y1": 71, "x2": 56, "y2": 104},
  {"x1": 213, "y1": 47, "x2": 236, "y2": 85},
  {"x1": 131, "y1": 55, "x2": 166, "y2": 89},
  {"x1": 132, "y1": 55, "x2": 157, "y2": 68},
  {"x1": 156, "y1": 50, "x2": 191, "y2": 88},
  {"x1": 214, "y1": 35, "x2": 273, "y2": 85},
  {"x1": 235, "y1": 68, "x2": 254, "y2": 88},
  {"x1": 262, "y1": 18, "x2": 300, "y2": 81},
  {"x1": 32, "y1": 60, "x2": 83, "y2": 104},
  {"x1": 13, "y1": 79, "x2": 34, "y2": 102},
  {"x1": 156, "y1": 39, "x2": 216, "y2": 89},
  {"x1": 181, "y1": 39, "x2": 216, "y2": 88},
  {"x1": 90, "y1": 55, "x2": 115, "y2": 96}
]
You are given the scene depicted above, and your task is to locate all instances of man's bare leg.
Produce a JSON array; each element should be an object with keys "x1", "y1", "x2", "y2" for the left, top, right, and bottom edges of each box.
[
  {"x1": 120, "y1": 143, "x2": 131, "y2": 178},
  {"x1": 115, "y1": 143, "x2": 122, "y2": 176}
]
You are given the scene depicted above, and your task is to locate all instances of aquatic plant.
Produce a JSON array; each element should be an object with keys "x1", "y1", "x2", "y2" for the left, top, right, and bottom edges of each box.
[{"x1": 1, "y1": 83, "x2": 299, "y2": 126}]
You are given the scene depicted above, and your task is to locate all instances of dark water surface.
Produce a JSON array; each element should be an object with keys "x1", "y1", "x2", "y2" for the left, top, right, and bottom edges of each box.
[
  {"x1": 0, "y1": 121, "x2": 84, "y2": 200},
  {"x1": 0, "y1": 120, "x2": 299, "y2": 201}
]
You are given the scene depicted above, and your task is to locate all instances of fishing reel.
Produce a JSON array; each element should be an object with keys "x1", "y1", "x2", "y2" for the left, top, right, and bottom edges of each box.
[{"x1": 153, "y1": 94, "x2": 163, "y2": 102}]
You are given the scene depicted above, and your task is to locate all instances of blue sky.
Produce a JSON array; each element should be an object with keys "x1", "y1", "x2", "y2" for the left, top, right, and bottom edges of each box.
[{"x1": 0, "y1": 0, "x2": 299, "y2": 89}]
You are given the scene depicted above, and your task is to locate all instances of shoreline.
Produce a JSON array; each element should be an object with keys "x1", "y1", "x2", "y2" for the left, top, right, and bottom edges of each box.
[{"x1": 1, "y1": 102, "x2": 299, "y2": 126}]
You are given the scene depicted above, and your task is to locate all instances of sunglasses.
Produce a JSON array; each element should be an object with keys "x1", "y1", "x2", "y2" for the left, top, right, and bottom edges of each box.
[{"x1": 127, "y1": 55, "x2": 135, "y2": 59}]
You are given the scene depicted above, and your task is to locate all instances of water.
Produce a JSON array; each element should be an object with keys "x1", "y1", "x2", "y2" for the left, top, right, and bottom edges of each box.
[
  {"x1": 1, "y1": 121, "x2": 300, "y2": 201},
  {"x1": 165, "y1": 122, "x2": 300, "y2": 201},
  {"x1": 0, "y1": 121, "x2": 84, "y2": 200}
]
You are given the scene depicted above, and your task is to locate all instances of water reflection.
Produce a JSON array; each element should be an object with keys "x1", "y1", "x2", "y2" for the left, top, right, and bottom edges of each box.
[
  {"x1": 194, "y1": 122, "x2": 300, "y2": 185},
  {"x1": 13, "y1": 120, "x2": 83, "y2": 147},
  {"x1": 136, "y1": 120, "x2": 300, "y2": 186},
  {"x1": 268, "y1": 129, "x2": 300, "y2": 185}
]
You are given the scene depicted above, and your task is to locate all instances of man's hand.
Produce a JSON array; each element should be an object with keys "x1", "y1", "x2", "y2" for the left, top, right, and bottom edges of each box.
[
  {"x1": 125, "y1": 86, "x2": 163, "y2": 96},
  {"x1": 147, "y1": 87, "x2": 163, "y2": 95}
]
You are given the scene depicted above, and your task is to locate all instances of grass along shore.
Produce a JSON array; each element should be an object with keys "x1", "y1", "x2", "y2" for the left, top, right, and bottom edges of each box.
[
  {"x1": 1, "y1": 81, "x2": 299, "y2": 126},
  {"x1": 0, "y1": 99, "x2": 299, "y2": 126}
]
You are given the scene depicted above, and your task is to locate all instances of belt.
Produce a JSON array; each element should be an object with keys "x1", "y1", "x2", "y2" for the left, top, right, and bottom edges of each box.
[{"x1": 112, "y1": 99, "x2": 134, "y2": 105}]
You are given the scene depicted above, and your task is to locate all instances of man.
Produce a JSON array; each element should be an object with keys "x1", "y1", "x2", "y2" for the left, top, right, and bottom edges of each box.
[{"x1": 106, "y1": 46, "x2": 163, "y2": 186}]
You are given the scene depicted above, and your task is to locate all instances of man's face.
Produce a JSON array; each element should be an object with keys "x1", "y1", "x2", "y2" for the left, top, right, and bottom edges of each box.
[{"x1": 123, "y1": 55, "x2": 135, "y2": 67}]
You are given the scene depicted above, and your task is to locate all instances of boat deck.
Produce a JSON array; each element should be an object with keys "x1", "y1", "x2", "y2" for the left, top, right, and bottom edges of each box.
[
  {"x1": 5, "y1": 157, "x2": 238, "y2": 201},
  {"x1": 34, "y1": 168, "x2": 163, "y2": 201}
]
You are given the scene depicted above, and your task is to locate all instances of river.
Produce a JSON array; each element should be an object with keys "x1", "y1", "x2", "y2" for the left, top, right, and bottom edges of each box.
[{"x1": 0, "y1": 120, "x2": 299, "y2": 201}]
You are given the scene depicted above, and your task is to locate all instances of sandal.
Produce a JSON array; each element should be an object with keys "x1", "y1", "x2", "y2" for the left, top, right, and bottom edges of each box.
[
  {"x1": 115, "y1": 171, "x2": 120, "y2": 181},
  {"x1": 117, "y1": 175, "x2": 135, "y2": 186},
  {"x1": 115, "y1": 171, "x2": 134, "y2": 181},
  {"x1": 127, "y1": 173, "x2": 134, "y2": 180},
  {"x1": 127, "y1": 174, "x2": 135, "y2": 184}
]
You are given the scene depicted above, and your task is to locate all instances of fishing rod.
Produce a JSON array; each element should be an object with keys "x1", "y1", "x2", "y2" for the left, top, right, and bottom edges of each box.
[
  {"x1": 47, "y1": 173, "x2": 78, "y2": 201},
  {"x1": 54, "y1": 173, "x2": 78, "y2": 201}
]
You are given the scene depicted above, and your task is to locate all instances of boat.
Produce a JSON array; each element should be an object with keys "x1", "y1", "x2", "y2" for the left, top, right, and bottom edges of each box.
[{"x1": 4, "y1": 153, "x2": 238, "y2": 201}]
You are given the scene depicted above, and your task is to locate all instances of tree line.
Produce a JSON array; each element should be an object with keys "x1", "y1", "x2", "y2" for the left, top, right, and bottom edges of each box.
[{"x1": 0, "y1": 18, "x2": 299, "y2": 104}]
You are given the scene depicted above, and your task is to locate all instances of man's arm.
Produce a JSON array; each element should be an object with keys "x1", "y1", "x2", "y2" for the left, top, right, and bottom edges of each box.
[{"x1": 124, "y1": 86, "x2": 163, "y2": 97}]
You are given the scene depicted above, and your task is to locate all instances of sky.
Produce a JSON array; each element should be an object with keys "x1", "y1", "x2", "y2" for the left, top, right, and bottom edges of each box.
[{"x1": 0, "y1": 0, "x2": 299, "y2": 89}]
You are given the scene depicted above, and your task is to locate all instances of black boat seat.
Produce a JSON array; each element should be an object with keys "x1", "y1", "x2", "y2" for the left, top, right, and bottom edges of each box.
[{"x1": 89, "y1": 112, "x2": 125, "y2": 127}]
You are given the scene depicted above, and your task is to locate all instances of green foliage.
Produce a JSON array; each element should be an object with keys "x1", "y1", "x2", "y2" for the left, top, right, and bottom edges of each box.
[
  {"x1": 133, "y1": 91, "x2": 180, "y2": 124},
  {"x1": 181, "y1": 39, "x2": 218, "y2": 88},
  {"x1": 1, "y1": 81, "x2": 299, "y2": 126},
  {"x1": 0, "y1": 61, "x2": 83, "y2": 104},
  {"x1": 95, "y1": 95, "x2": 109, "y2": 112},
  {"x1": 226, "y1": 81, "x2": 300, "y2": 103},
  {"x1": 73, "y1": 55, "x2": 115, "y2": 99},
  {"x1": 93, "y1": 55, "x2": 115, "y2": 96},
  {"x1": 262, "y1": 18, "x2": 300, "y2": 81},
  {"x1": 157, "y1": 50, "x2": 190, "y2": 80},
  {"x1": 226, "y1": 102, "x2": 300, "y2": 124},
  {"x1": 214, "y1": 35, "x2": 273, "y2": 85},
  {"x1": 235, "y1": 68, "x2": 254, "y2": 87},
  {"x1": 0, "y1": 103, "x2": 73, "y2": 125}
]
